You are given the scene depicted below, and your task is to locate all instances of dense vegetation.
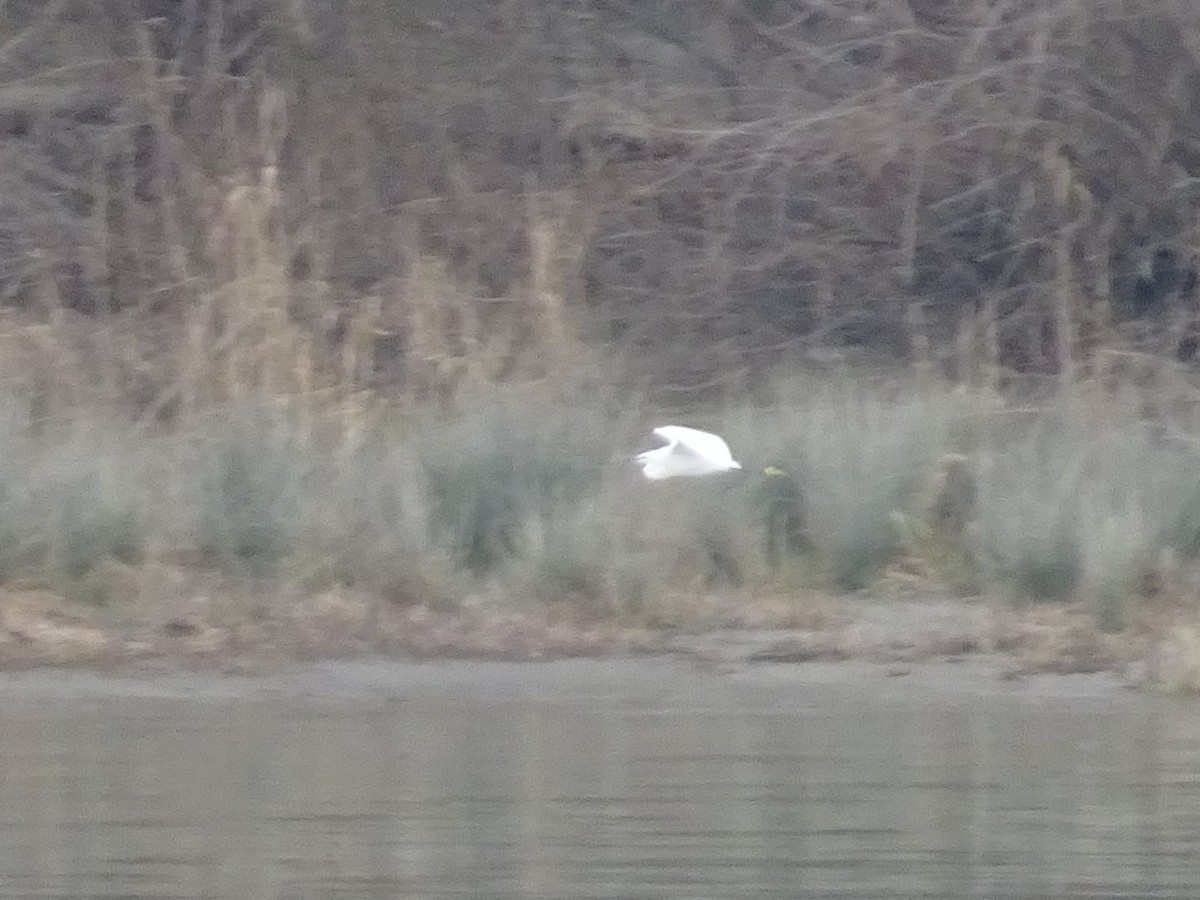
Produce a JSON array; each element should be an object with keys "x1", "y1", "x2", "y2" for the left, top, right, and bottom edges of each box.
[{"x1": 3, "y1": 2, "x2": 1200, "y2": 682}]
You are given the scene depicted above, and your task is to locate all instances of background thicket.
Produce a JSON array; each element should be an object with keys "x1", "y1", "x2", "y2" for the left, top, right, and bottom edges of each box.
[{"x1": 5, "y1": 0, "x2": 1200, "y2": 412}]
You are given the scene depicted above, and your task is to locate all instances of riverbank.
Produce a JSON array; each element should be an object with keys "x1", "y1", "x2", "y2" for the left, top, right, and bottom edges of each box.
[
  {"x1": 1, "y1": 579, "x2": 1192, "y2": 693},
  {"x1": 0, "y1": 380, "x2": 1198, "y2": 694}
]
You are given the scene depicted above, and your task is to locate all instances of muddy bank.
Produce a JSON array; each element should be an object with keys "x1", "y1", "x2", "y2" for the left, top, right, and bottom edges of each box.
[
  {"x1": 0, "y1": 656, "x2": 1143, "y2": 705},
  {"x1": 0, "y1": 580, "x2": 1193, "y2": 692}
]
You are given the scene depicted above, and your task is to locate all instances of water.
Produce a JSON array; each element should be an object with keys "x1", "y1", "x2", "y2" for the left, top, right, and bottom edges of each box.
[{"x1": 0, "y1": 659, "x2": 1198, "y2": 899}]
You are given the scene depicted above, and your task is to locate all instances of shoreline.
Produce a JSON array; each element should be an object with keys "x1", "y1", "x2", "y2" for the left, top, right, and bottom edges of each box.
[
  {"x1": 0, "y1": 587, "x2": 1180, "y2": 692},
  {"x1": 0, "y1": 656, "x2": 1141, "y2": 704}
]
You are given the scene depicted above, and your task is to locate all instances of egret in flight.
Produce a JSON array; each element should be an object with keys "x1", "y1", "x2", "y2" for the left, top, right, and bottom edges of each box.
[{"x1": 635, "y1": 426, "x2": 744, "y2": 480}]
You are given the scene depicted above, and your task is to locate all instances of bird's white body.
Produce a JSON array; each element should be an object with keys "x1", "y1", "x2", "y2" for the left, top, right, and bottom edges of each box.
[{"x1": 635, "y1": 426, "x2": 743, "y2": 480}]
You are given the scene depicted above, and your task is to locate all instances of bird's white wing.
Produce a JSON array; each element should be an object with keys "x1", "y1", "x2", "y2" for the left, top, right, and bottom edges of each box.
[
  {"x1": 651, "y1": 426, "x2": 702, "y2": 460},
  {"x1": 655, "y1": 426, "x2": 733, "y2": 465},
  {"x1": 650, "y1": 426, "x2": 675, "y2": 445}
]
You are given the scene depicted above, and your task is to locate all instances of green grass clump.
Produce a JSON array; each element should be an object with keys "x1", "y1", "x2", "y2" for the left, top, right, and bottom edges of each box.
[
  {"x1": 414, "y1": 399, "x2": 614, "y2": 575},
  {"x1": 0, "y1": 414, "x2": 149, "y2": 602},
  {"x1": 290, "y1": 428, "x2": 456, "y2": 607},
  {"x1": 975, "y1": 431, "x2": 1085, "y2": 602},
  {"x1": 973, "y1": 401, "x2": 1200, "y2": 617},
  {"x1": 184, "y1": 411, "x2": 306, "y2": 571}
]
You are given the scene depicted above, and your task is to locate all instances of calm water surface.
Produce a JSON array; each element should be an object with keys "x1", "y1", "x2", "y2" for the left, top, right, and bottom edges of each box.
[{"x1": 0, "y1": 659, "x2": 1198, "y2": 899}]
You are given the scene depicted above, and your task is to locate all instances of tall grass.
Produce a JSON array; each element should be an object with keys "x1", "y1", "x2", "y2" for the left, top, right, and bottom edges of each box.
[
  {"x1": 180, "y1": 411, "x2": 308, "y2": 571},
  {"x1": 0, "y1": 378, "x2": 1199, "y2": 631},
  {"x1": 413, "y1": 398, "x2": 615, "y2": 575},
  {"x1": 0, "y1": 409, "x2": 149, "y2": 597},
  {"x1": 971, "y1": 399, "x2": 1200, "y2": 628}
]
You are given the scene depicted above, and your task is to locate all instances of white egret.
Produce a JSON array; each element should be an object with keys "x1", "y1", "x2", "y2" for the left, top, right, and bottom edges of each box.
[{"x1": 635, "y1": 426, "x2": 744, "y2": 480}]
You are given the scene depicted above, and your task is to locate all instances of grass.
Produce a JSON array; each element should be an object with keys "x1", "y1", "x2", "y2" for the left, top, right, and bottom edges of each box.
[
  {"x1": 185, "y1": 411, "x2": 307, "y2": 570},
  {"x1": 413, "y1": 398, "x2": 614, "y2": 575},
  {"x1": 0, "y1": 375, "x2": 1199, "y2": 681},
  {"x1": 0, "y1": 414, "x2": 149, "y2": 597}
]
